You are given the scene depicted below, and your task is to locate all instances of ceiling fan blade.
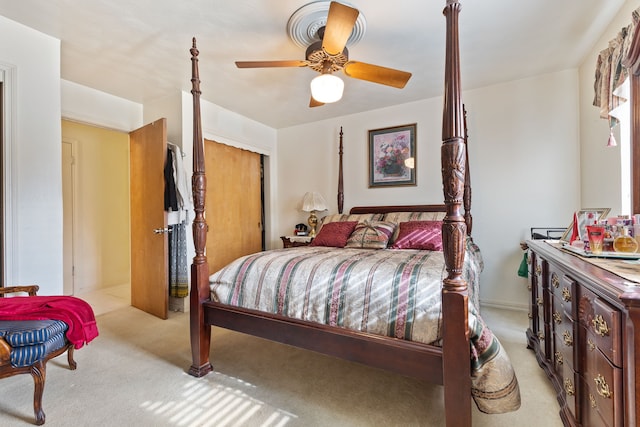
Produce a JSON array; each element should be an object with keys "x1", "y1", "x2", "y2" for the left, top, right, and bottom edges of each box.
[
  {"x1": 343, "y1": 61, "x2": 412, "y2": 88},
  {"x1": 322, "y1": 2, "x2": 359, "y2": 56},
  {"x1": 309, "y1": 96, "x2": 324, "y2": 108},
  {"x1": 235, "y1": 60, "x2": 308, "y2": 68}
]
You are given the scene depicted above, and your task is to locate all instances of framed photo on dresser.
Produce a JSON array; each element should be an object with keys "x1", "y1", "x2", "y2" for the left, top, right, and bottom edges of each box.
[{"x1": 560, "y1": 208, "x2": 611, "y2": 242}]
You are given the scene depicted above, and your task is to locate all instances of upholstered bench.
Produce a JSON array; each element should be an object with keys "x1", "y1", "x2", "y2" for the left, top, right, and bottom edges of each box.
[
  {"x1": 0, "y1": 319, "x2": 74, "y2": 368},
  {"x1": 0, "y1": 286, "x2": 85, "y2": 425}
]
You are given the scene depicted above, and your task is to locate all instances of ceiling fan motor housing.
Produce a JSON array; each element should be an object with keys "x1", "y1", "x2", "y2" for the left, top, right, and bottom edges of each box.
[{"x1": 305, "y1": 40, "x2": 349, "y2": 73}]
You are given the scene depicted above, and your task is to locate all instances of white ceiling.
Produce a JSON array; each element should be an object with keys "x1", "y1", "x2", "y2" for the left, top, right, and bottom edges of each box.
[{"x1": 0, "y1": 0, "x2": 628, "y2": 129}]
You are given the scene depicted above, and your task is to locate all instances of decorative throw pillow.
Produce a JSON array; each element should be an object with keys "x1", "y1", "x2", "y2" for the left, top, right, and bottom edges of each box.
[
  {"x1": 310, "y1": 221, "x2": 358, "y2": 248},
  {"x1": 391, "y1": 220, "x2": 443, "y2": 251},
  {"x1": 345, "y1": 221, "x2": 396, "y2": 249},
  {"x1": 382, "y1": 211, "x2": 446, "y2": 242}
]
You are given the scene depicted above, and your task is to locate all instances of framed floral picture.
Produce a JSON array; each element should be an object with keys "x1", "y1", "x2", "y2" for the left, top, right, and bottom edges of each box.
[{"x1": 368, "y1": 123, "x2": 417, "y2": 187}]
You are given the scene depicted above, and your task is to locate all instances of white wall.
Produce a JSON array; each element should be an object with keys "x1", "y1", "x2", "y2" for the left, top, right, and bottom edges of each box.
[
  {"x1": 62, "y1": 80, "x2": 143, "y2": 132},
  {"x1": 0, "y1": 16, "x2": 64, "y2": 295},
  {"x1": 579, "y1": 0, "x2": 640, "y2": 215},
  {"x1": 277, "y1": 71, "x2": 580, "y2": 309},
  {"x1": 465, "y1": 71, "x2": 580, "y2": 308}
]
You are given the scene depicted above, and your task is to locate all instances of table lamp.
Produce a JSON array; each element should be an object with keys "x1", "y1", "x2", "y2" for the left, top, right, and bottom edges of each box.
[{"x1": 301, "y1": 191, "x2": 327, "y2": 238}]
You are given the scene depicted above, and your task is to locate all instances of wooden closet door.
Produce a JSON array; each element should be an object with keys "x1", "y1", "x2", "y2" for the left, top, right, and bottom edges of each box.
[
  {"x1": 204, "y1": 140, "x2": 263, "y2": 275},
  {"x1": 129, "y1": 119, "x2": 168, "y2": 319}
]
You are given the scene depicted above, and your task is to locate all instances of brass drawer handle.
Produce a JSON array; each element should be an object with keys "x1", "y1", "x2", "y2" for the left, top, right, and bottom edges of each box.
[
  {"x1": 551, "y1": 273, "x2": 560, "y2": 288},
  {"x1": 537, "y1": 331, "x2": 545, "y2": 340},
  {"x1": 555, "y1": 351, "x2": 563, "y2": 365},
  {"x1": 594, "y1": 374, "x2": 612, "y2": 399},
  {"x1": 527, "y1": 312, "x2": 533, "y2": 319},
  {"x1": 564, "y1": 378, "x2": 575, "y2": 396},
  {"x1": 536, "y1": 264, "x2": 541, "y2": 276},
  {"x1": 587, "y1": 338, "x2": 596, "y2": 351},
  {"x1": 592, "y1": 314, "x2": 610, "y2": 337},
  {"x1": 527, "y1": 284, "x2": 532, "y2": 291},
  {"x1": 561, "y1": 287, "x2": 571, "y2": 302},
  {"x1": 537, "y1": 297, "x2": 543, "y2": 306},
  {"x1": 553, "y1": 312, "x2": 562, "y2": 324},
  {"x1": 563, "y1": 330, "x2": 573, "y2": 347},
  {"x1": 589, "y1": 393, "x2": 597, "y2": 408}
]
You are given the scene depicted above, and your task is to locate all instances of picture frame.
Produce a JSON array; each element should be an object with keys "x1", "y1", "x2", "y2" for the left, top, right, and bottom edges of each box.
[
  {"x1": 368, "y1": 123, "x2": 417, "y2": 187},
  {"x1": 560, "y1": 208, "x2": 611, "y2": 242}
]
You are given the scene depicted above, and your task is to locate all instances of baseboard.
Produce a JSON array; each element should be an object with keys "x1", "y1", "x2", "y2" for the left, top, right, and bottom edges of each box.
[{"x1": 479, "y1": 299, "x2": 528, "y2": 312}]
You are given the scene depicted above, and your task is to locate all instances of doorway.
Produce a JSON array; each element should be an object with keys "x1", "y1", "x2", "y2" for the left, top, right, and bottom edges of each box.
[{"x1": 61, "y1": 120, "x2": 130, "y2": 299}]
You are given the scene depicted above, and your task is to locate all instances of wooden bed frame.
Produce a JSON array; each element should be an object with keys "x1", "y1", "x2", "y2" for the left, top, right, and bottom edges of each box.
[{"x1": 188, "y1": 2, "x2": 471, "y2": 425}]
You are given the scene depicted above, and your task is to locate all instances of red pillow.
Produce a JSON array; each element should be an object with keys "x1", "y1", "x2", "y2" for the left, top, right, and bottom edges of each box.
[
  {"x1": 311, "y1": 221, "x2": 358, "y2": 248},
  {"x1": 391, "y1": 221, "x2": 443, "y2": 251}
]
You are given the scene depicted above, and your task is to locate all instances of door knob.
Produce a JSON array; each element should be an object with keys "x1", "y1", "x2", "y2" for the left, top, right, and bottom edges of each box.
[{"x1": 153, "y1": 227, "x2": 171, "y2": 234}]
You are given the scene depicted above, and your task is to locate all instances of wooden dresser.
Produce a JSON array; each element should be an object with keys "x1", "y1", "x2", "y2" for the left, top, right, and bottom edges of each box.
[{"x1": 525, "y1": 239, "x2": 640, "y2": 426}]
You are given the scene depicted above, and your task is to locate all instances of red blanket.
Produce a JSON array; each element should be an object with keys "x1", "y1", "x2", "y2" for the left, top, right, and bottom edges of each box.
[{"x1": 0, "y1": 296, "x2": 99, "y2": 349}]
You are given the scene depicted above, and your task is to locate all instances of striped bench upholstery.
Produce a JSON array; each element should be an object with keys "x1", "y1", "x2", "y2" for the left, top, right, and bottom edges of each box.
[{"x1": 0, "y1": 320, "x2": 69, "y2": 367}]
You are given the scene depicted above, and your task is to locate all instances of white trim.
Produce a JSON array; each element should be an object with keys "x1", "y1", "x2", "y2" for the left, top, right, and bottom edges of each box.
[
  {"x1": 201, "y1": 128, "x2": 273, "y2": 157},
  {"x1": 479, "y1": 299, "x2": 528, "y2": 312},
  {"x1": 0, "y1": 63, "x2": 17, "y2": 286},
  {"x1": 61, "y1": 138, "x2": 78, "y2": 295}
]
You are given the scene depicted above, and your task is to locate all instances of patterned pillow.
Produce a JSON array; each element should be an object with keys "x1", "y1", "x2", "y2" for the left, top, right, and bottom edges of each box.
[
  {"x1": 391, "y1": 221, "x2": 443, "y2": 251},
  {"x1": 383, "y1": 211, "x2": 446, "y2": 242},
  {"x1": 310, "y1": 221, "x2": 358, "y2": 248},
  {"x1": 345, "y1": 221, "x2": 397, "y2": 249},
  {"x1": 317, "y1": 213, "x2": 384, "y2": 233}
]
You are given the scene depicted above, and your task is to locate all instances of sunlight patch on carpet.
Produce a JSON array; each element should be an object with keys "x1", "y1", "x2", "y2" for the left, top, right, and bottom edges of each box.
[{"x1": 139, "y1": 372, "x2": 297, "y2": 427}]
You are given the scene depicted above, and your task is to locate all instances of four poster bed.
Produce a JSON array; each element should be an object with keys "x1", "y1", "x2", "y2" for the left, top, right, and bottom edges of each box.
[{"x1": 187, "y1": 2, "x2": 520, "y2": 425}]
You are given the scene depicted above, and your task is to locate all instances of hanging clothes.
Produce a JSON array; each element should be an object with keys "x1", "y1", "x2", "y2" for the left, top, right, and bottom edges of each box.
[
  {"x1": 164, "y1": 147, "x2": 179, "y2": 212},
  {"x1": 166, "y1": 143, "x2": 193, "y2": 225},
  {"x1": 168, "y1": 222, "x2": 189, "y2": 298},
  {"x1": 164, "y1": 142, "x2": 193, "y2": 299}
]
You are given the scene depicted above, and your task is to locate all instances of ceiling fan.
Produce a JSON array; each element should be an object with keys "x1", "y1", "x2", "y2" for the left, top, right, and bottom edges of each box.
[{"x1": 235, "y1": 1, "x2": 412, "y2": 107}]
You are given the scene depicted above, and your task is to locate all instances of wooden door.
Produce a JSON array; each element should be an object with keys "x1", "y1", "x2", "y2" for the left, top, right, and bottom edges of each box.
[
  {"x1": 205, "y1": 140, "x2": 263, "y2": 274},
  {"x1": 130, "y1": 119, "x2": 168, "y2": 319}
]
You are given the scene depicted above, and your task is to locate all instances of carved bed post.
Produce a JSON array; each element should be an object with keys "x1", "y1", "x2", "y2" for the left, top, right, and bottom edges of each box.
[
  {"x1": 338, "y1": 127, "x2": 344, "y2": 214},
  {"x1": 463, "y1": 105, "x2": 472, "y2": 235},
  {"x1": 441, "y1": 1, "x2": 471, "y2": 425},
  {"x1": 188, "y1": 38, "x2": 213, "y2": 377}
]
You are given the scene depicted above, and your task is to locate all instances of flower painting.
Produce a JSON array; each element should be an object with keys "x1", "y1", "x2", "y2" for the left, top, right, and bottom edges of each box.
[{"x1": 369, "y1": 124, "x2": 416, "y2": 187}]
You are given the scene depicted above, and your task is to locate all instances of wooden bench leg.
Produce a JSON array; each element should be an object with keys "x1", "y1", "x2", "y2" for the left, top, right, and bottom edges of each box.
[
  {"x1": 67, "y1": 345, "x2": 77, "y2": 370},
  {"x1": 29, "y1": 360, "x2": 46, "y2": 426}
]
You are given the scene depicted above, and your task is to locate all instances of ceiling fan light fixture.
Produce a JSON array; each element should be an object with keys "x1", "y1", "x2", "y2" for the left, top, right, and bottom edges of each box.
[{"x1": 310, "y1": 73, "x2": 344, "y2": 103}]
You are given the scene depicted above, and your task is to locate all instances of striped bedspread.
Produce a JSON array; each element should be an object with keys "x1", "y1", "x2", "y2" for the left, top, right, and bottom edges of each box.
[{"x1": 209, "y1": 241, "x2": 520, "y2": 413}]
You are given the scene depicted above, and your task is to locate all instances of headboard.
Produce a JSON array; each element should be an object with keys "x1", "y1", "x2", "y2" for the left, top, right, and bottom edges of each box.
[{"x1": 350, "y1": 205, "x2": 447, "y2": 215}]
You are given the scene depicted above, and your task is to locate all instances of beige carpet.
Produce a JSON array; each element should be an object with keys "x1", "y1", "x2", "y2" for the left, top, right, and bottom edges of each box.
[{"x1": 0, "y1": 304, "x2": 562, "y2": 426}]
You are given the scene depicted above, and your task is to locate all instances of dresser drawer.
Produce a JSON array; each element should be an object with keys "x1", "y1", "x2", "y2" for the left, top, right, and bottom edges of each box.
[
  {"x1": 580, "y1": 334, "x2": 622, "y2": 427},
  {"x1": 554, "y1": 312, "x2": 574, "y2": 353},
  {"x1": 578, "y1": 286, "x2": 621, "y2": 366},
  {"x1": 559, "y1": 360, "x2": 578, "y2": 421},
  {"x1": 549, "y1": 269, "x2": 574, "y2": 315},
  {"x1": 530, "y1": 281, "x2": 544, "y2": 348},
  {"x1": 581, "y1": 387, "x2": 611, "y2": 427},
  {"x1": 553, "y1": 330, "x2": 574, "y2": 375}
]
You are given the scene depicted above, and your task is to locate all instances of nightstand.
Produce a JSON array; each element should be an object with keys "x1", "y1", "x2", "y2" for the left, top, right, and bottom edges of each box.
[{"x1": 281, "y1": 236, "x2": 313, "y2": 248}]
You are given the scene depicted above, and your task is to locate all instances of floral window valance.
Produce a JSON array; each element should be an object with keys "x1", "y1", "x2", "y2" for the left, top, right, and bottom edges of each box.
[{"x1": 593, "y1": 7, "x2": 640, "y2": 145}]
